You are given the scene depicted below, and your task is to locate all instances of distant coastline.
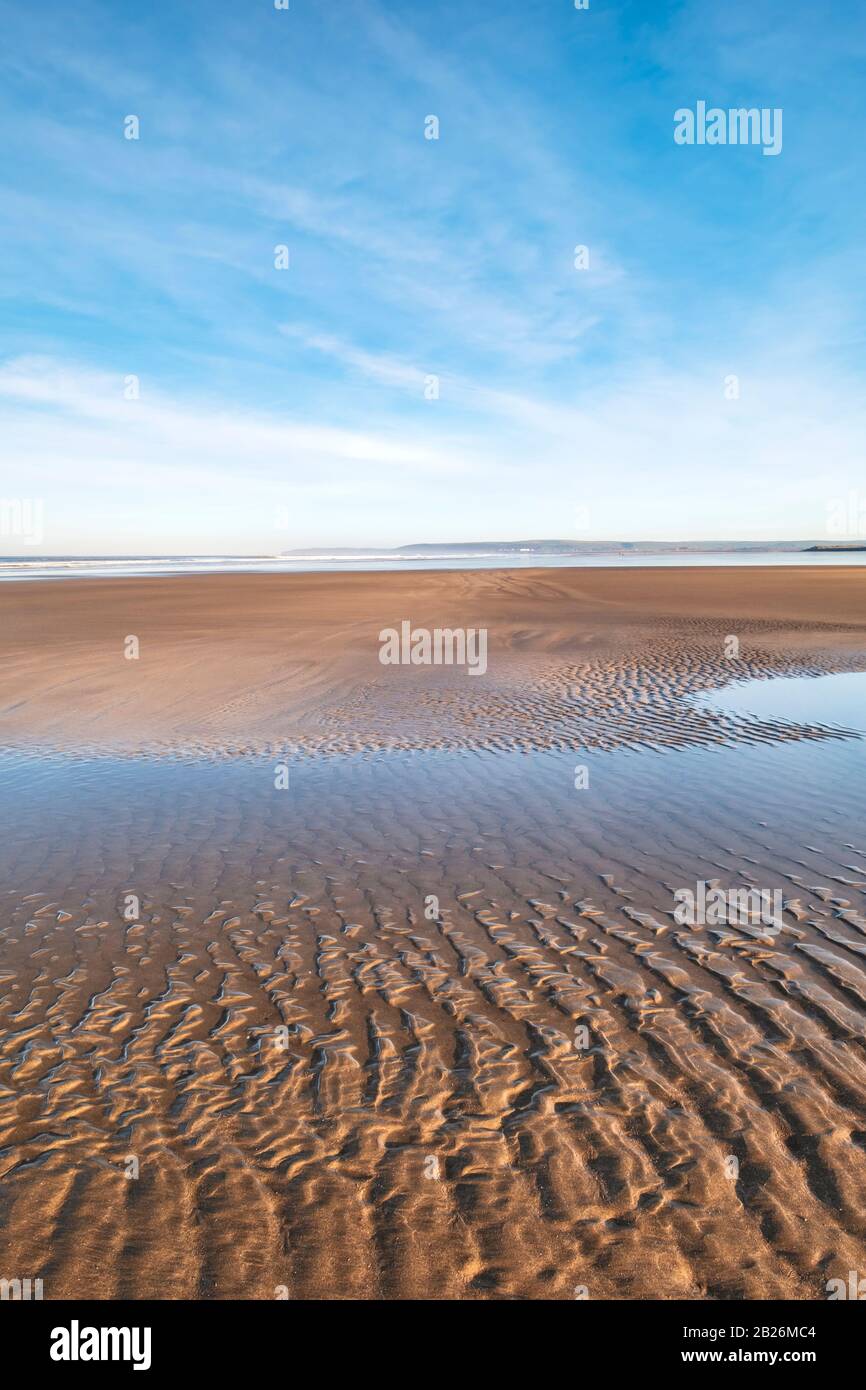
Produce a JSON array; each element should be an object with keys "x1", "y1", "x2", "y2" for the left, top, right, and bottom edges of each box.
[
  {"x1": 282, "y1": 538, "x2": 834, "y2": 559},
  {"x1": 4, "y1": 542, "x2": 866, "y2": 581},
  {"x1": 805, "y1": 544, "x2": 866, "y2": 553},
  {"x1": 0, "y1": 539, "x2": 855, "y2": 567}
]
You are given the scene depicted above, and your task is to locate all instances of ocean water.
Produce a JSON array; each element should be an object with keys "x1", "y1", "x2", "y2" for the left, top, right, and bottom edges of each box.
[{"x1": 2, "y1": 550, "x2": 866, "y2": 581}]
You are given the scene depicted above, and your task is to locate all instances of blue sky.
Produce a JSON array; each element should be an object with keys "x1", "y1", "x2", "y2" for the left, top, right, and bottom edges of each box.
[{"x1": 1, "y1": 0, "x2": 864, "y2": 553}]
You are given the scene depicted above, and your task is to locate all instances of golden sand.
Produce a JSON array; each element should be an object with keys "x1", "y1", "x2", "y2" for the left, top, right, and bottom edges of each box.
[
  {"x1": 0, "y1": 565, "x2": 865, "y2": 755},
  {"x1": 1, "y1": 567, "x2": 866, "y2": 1299}
]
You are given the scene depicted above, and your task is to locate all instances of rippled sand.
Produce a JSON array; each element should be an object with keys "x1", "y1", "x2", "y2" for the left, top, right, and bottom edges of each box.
[
  {"x1": 1, "y1": 565, "x2": 865, "y2": 757},
  {"x1": 1, "y1": 568, "x2": 866, "y2": 1299}
]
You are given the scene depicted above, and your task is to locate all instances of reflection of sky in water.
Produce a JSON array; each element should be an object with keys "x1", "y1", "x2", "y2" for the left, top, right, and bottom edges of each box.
[
  {"x1": 2, "y1": 736, "x2": 865, "y2": 906},
  {"x1": 691, "y1": 672, "x2": 866, "y2": 732}
]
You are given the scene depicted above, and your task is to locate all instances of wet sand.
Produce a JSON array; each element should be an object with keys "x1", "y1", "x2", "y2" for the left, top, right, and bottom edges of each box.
[
  {"x1": 1, "y1": 565, "x2": 865, "y2": 755},
  {"x1": 2, "y1": 567, "x2": 866, "y2": 1299}
]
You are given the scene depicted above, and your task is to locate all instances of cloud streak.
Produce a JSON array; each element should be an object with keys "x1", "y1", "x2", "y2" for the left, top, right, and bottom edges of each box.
[{"x1": 0, "y1": 0, "x2": 862, "y2": 549}]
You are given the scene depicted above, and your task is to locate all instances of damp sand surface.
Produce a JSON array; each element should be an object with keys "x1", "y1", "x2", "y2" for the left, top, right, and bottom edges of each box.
[
  {"x1": 1, "y1": 564, "x2": 866, "y2": 756},
  {"x1": 2, "y1": 567, "x2": 866, "y2": 1299}
]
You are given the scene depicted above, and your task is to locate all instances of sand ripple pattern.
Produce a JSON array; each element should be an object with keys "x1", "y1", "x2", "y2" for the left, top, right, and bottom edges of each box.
[
  {"x1": 2, "y1": 741, "x2": 866, "y2": 1299},
  {"x1": 2, "y1": 618, "x2": 864, "y2": 762},
  {"x1": 315, "y1": 631, "x2": 864, "y2": 757}
]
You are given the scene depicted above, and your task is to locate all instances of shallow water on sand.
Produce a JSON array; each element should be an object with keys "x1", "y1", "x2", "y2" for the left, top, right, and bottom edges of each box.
[
  {"x1": 691, "y1": 672, "x2": 866, "y2": 733},
  {"x1": 2, "y1": 732, "x2": 866, "y2": 1298}
]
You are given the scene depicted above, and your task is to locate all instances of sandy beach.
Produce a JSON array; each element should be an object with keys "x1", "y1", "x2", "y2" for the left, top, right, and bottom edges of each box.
[
  {"x1": 2, "y1": 566, "x2": 866, "y2": 1299},
  {"x1": 1, "y1": 565, "x2": 865, "y2": 755}
]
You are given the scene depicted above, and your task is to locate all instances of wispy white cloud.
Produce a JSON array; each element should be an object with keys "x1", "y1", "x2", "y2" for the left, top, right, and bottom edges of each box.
[
  {"x1": 0, "y1": 356, "x2": 482, "y2": 479},
  {"x1": 0, "y1": 0, "x2": 862, "y2": 549},
  {"x1": 3, "y1": 346, "x2": 864, "y2": 551}
]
